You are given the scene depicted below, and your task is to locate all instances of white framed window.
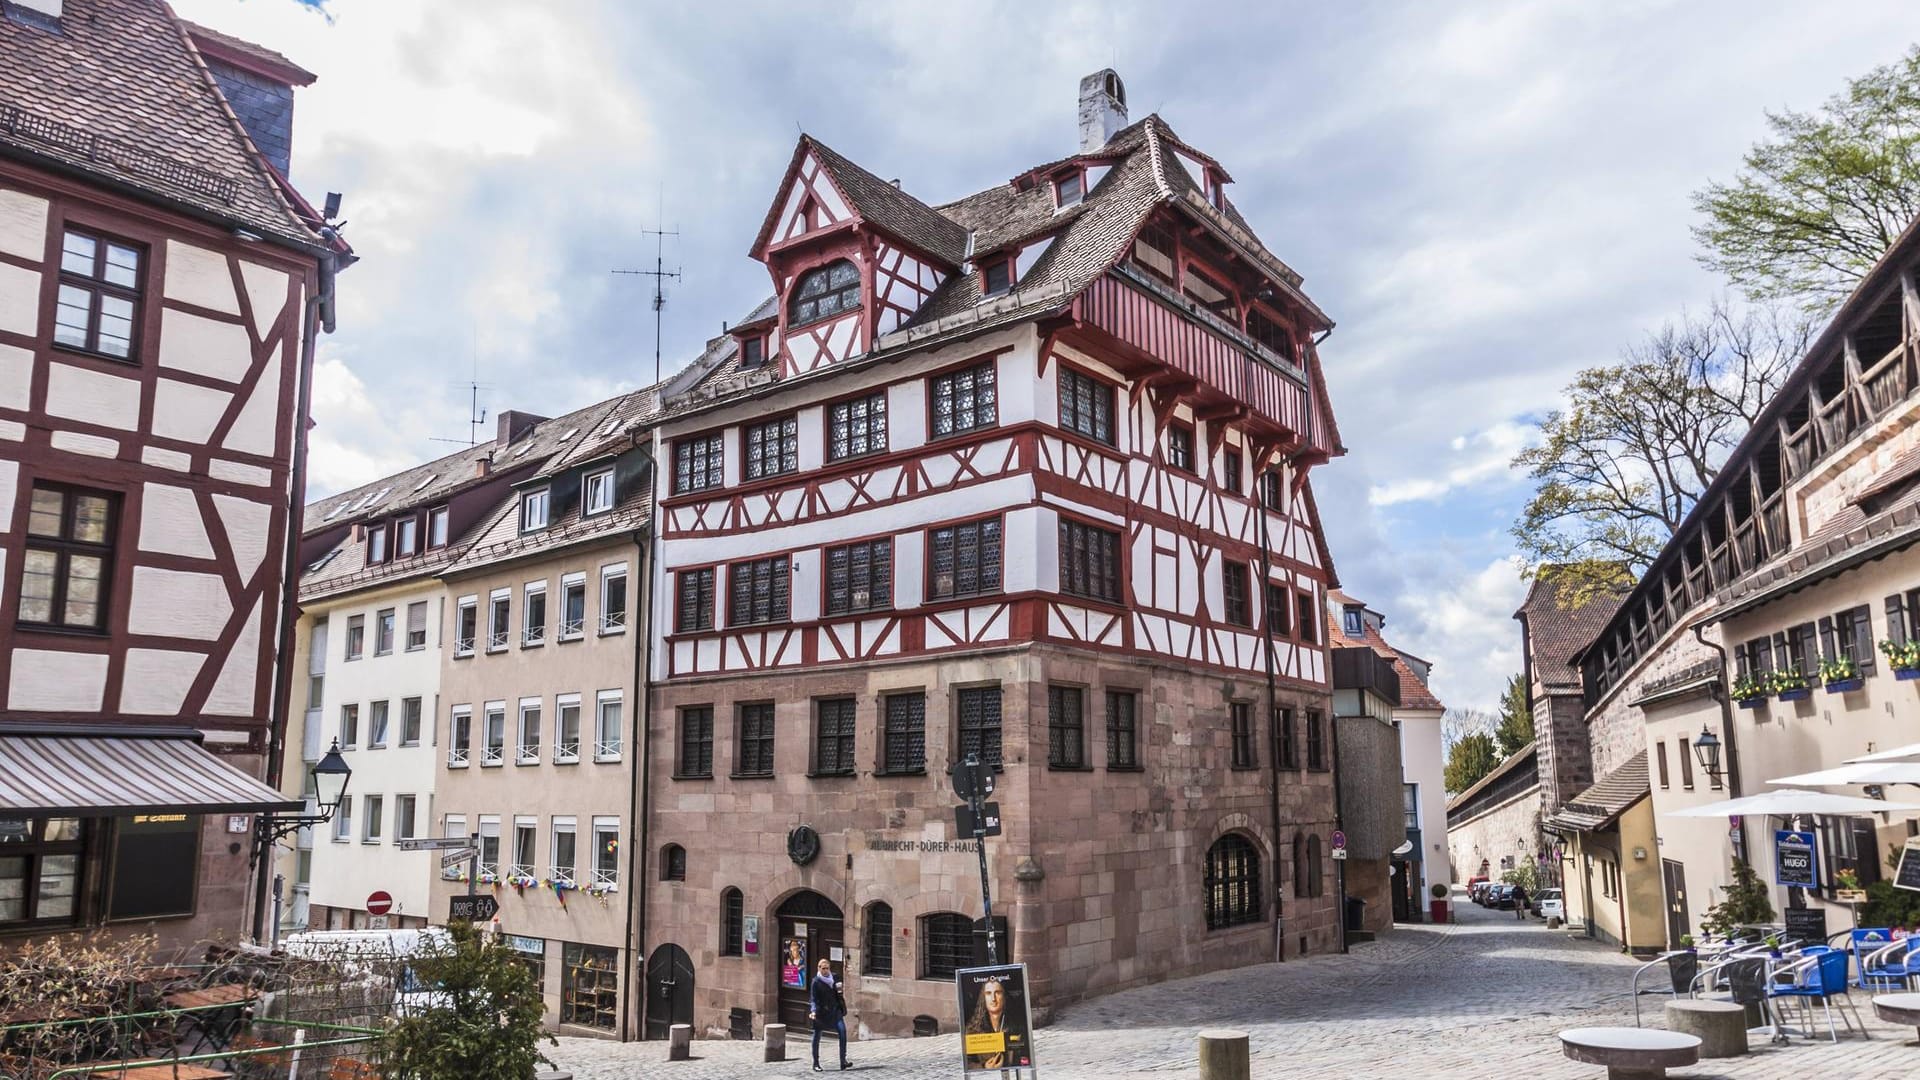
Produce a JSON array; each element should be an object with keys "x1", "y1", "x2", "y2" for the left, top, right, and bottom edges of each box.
[
  {"x1": 406, "y1": 601, "x2": 429, "y2": 651},
  {"x1": 595, "y1": 690, "x2": 623, "y2": 762},
  {"x1": 523, "y1": 580, "x2": 548, "y2": 646},
  {"x1": 517, "y1": 697, "x2": 542, "y2": 765},
  {"x1": 428, "y1": 506, "x2": 450, "y2": 548},
  {"x1": 332, "y1": 794, "x2": 353, "y2": 841},
  {"x1": 487, "y1": 589, "x2": 511, "y2": 651},
  {"x1": 555, "y1": 693, "x2": 582, "y2": 763},
  {"x1": 362, "y1": 794, "x2": 384, "y2": 843},
  {"x1": 551, "y1": 816, "x2": 577, "y2": 886},
  {"x1": 396, "y1": 516, "x2": 418, "y2": 557},
  {"x1": 591, "y1": 816, "x2": 619, "y2": 889},
  {"x1": 339, "y1": 703, "x2": 359, "y2": 749},
  {"x1": 441, "y1": 814, "x2": 468, "y2": 879},
  {"x1": 477, "y1": 816, "x2": 501, "y2": 879},
  {"x1": 512, "y1": 815, "x2": 538, "y2": 878},
  {"x1": 368, "y1": 525, "x2": 387, "y2": 564},
  {"x1": 600, "y1": 563, "x2": 628, "y2": 634},
  {"x1": 448, "y1": 706, "x2": 472, "y2": 767},
  {"x1": 521, "y1": 488, "x2": 550, "y2": 531},
  {"x1": 483, "y1": 702, "x2": 506, "y2": 766},
  {"x1": 584, "y1": 468, "x2": 615, "y2": 516},
  {"x1": 396, "y1": 794, "x2": 418, "y2": 840},
  {"x1": 559, "y1": 573, "x2": 587, "y2": 639},
  {"x1": 454, "y1": 596, "x2": 478, "y2": 656}
]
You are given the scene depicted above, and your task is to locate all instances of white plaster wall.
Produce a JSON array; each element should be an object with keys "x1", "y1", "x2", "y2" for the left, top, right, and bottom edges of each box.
[
  {"x1": 789, "y1": 548, "x2": 821, "y2": 622},
  {"x1": 0, "y1": 262, "x2": 40, "y2": 336},
  {"x1": 0, "y1": 188, "x2": 48, "y2": 260},
  {"x1": 1396, "y1": 708, "x2": 1449, "y2": 894},
  {"x1": 889, "y1": 381, "x2": 925, "y2": 447},
  {"x1": 996, "y1": 347, "x2": 1037, "y2": 425},
  {"x1": 151, "y1": 379, "x2": 231, "y2": 443},
  {"x1": 137, "y1": 483, "x2": 213, "y2": 558},
  {"x1": 121, "y1": 648, "x2": 205, "y2": 715},
  {"x1": 158, "y1": 308, "x2": 251, "y2": 382},
  {"x1": 8, "y1": 649, "x2": 108, "y2": 711},
  {"x1": 43, "y1": 363, "x2": 140, "y2": 431},
  {"x1": 795, "y1": 405, "x2": 824, "y2": 472},
  {"x1": 163, "y1": 240, "x2": 240, "y2": 314},
  {"x1": 0, "y1": 343, "x2": 30, "y2": 410}
]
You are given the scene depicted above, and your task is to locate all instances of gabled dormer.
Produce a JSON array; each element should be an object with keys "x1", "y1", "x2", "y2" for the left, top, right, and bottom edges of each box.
[{"x1": 749, "y1": 136, "x2": 965, "y2": 377}]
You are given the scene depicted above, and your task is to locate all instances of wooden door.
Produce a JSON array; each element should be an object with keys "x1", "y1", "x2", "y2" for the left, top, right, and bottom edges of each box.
[
  {"x1": 775, "y1": 891, "x2": 844, "y2": 1030},
  {"x1": 1663, "y1": 859, "x2": 1690, "y2": 946},
  {"x1": 644, "y1": 943, "x2": 694, "y2": 1040}
]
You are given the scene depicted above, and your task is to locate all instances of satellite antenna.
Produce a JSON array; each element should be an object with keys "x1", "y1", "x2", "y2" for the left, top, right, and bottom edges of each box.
[{"x1": 612, "y1": 193, "x2": 682, "y2": 385}]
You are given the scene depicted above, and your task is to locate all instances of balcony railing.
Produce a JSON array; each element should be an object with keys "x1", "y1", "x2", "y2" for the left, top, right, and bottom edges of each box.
[
  {"x1": 559, "y1": 618, "x2": 584, "y2": 640},
  {"x1": 482, "y1": 744, "x2": 504, "y2": 766},
  {"x1": 487, "y1": 629, "x2": 509, "y2": 651},
  {"x1": 454, "y1": 636, "x2": 475, "y2": 656},
  {"x1": 591, "y1": 867, "x2": 618, "y2": 889},
  {"x1": 1330, "y1": 647, "x2": 1402, "y2": 706},
  {"x1": 600, "y1": 611, "x2": 627, "y2": 633},
  {"x1": 594, "y1": 739, "x2": 621, "y2": 762},
  {"x1": 555, "y1": 740, "x2": 580, "y2": 763},
  {"x1": 523, "y1": 626, "x2": 545, "y2": 646},
  {"x1": 447, "y1": 747, "x2": 469, "y2": 768},
  {"x1": 516, "y1": 744, "x2": 539, "y2": 765}
]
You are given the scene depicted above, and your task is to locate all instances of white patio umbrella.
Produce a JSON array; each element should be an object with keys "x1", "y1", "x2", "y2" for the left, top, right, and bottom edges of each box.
[
  {"x1": 1769, "y1": 761, "x2": 1920, "y2": 786},
  {"x1": 1663, "y1": 787, "x2": 1920, "y2": 817},
  {"x1": 1849, "y1": 740, "x2": 1920, "y2": 764}
]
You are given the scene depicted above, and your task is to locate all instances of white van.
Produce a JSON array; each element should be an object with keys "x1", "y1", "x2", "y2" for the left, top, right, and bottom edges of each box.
[{"x1": 280, "y1": 927, "x2": 453, "y2": 1012}]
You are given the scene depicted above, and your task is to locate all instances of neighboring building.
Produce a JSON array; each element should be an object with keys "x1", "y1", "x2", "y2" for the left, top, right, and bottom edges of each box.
[
  {"x1": 1325, "y1": 590, "x2": 1447, "y2": 921},
  {"x1": 429, "y1": 391, "x2": 655, "y2": 1038},
  {"x1": 643, "y1": 70, "x2": 1351, "y2": 1041},
  {"x1": 1445, "y1": 742, "x2": 1542, "y2": 886},
  {"x1": 1327, "y1": 638, "x2": 1404, "y2": 936},
  {"x1": 0, "y1": 0, "x2": 345, "y2": 950},
  {"x1": 1574, "y1": 214, "x2": 1920, "y2": 947}
]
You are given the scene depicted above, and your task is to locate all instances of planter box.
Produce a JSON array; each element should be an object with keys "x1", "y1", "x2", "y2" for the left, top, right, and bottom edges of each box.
[
  {"x1": 1897, "y1": 667, "x2": 1920, "y2": 681},
  {"x1": 1824, "y1": 677, "x2": 1865, "y2": 693},
  {"x1": 1778, "y1": 688, "x2": 1812, "y2": 702},
  {"x1": 1738, "y1": 697, "x2": 1768, "y2": 709}
]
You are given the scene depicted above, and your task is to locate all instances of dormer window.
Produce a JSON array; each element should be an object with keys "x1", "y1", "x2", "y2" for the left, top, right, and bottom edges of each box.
[
  {"x1": 1054, "y1": 171, "x2": 1084, "y2": 208},
  {"x1": 396, "y1": 516, "x2": 418, "y2": 557},
  {"x1": 584, "y1": 468, "x2": 615, "y2": 516},
  {"x1": 740, "y1": 334, "x2": 767, "y2": 369},
  {"x1": 521, "y1": 489, "x2": 549, "y2": 532},
  {"x1": 428, "y1": 506, "x2": 450, "y2": 548},
  {"x1": 367, "y1": 524, "x2": 387, "y2": 564},
  {"x1": 981, "y1": 257, "x2": 1013, "y2": 297},
  {"x1": 1209, "y1": 175, "x2": 1226, "y2": 210},
  {"x1": 1343, "y1": 608, "x2": 1363, "y2": 638},
  {"x1": 789, "y1": 260, "x2": 860, "y2": 327}
]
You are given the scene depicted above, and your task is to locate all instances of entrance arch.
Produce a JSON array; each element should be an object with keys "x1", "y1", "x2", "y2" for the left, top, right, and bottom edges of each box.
[
  {"x1": 644, "y1": 943, "x2": 694, "y2": 1040},
  {"x1": 774, "y1": 890, "x2": 844, "y2": 1029}
]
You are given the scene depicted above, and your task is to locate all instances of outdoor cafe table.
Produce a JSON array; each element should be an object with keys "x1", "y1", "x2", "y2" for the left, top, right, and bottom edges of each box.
[{"x1": 1874, "y1": 992, "x2": 1920, "y2": 1042}]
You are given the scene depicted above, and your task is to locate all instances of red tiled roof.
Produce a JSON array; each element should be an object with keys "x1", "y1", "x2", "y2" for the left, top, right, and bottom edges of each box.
[
  {"x1": 1515, "y1": 567, "x2": 1628, "y2": 689},
  {"x1": 1324, "y1": 609, "x2": 1444, "y2": 711}
]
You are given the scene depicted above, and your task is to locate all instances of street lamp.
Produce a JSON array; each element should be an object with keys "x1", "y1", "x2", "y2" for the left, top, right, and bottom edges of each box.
[
  {"x1": 1692, "y1": 726, "x2": 1724, "y2": 786},
  {"x1": 251, "y1": 739, "x2": 353, "y2": 867}
]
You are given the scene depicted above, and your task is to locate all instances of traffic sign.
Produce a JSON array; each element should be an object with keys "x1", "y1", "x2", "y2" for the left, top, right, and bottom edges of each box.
[
  {"x1": 366, "y1": 890, "x2": 393, "y2": 916},
  {"x1": 1330, "y1": 830, "x2": 1346, "y2": 851},
  {"x1": 448, "y1": 895, "x2": 500, "y2": 923},
  {"x1": 949, "y1": 758, "x2": 995, "y2": 801},
  {"x1": 440, "y1": 848, "x2": 476, "y2": 869},
  {"x1": 1331, "y1": 848, "x2": 1348, "y2": 861},
  {"x1": 396, "y1": 837, "x2": 477, "y2": 852},
  {"x1": 956, "y1": 802, "x2": 1003, "y2": 838}
]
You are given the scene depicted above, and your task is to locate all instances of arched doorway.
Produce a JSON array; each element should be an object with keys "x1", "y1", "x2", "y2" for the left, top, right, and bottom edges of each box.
[
  {"x1": 775, "y1": 890, "x2": 843, "y2": 1029},
  {"x1": 644, "y1": 943, "x2": 694, "y2": 1040}
]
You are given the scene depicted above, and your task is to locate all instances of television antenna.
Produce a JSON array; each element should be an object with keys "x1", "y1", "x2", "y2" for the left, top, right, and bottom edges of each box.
[
  {"x1": 612, "y1": 200, "x2": 681, "y2": 385},
  {"x1": 430, "y1": 350, "x2": 492, "y2": 446}
]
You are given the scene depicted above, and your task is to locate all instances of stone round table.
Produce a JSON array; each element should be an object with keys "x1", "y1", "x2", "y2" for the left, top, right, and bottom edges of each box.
[
  {"x1": 1560, "y1": 1026, "x2": 1702, "y2": 1079},
  {"x1": 1874, "y1": 992, "x2": 1920, "y2": 1043}
]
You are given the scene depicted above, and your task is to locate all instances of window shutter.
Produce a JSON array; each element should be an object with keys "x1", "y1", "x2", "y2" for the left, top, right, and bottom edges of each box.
[
  {"x1": 1886, "y1": 595, "x2": 1908, "y2": 647},
  {"x1": 1853, "y1": 607, "x2": 1876, "y2": 673},
  {"x1": 1818, "y1": 616, "x2": 1835, "y2": 663}
]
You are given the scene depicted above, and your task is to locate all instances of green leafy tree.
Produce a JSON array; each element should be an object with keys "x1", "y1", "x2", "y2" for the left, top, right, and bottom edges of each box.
[
  {"x1": 1494, "y1": 674, "x2": 1534, "y2": 758},
  {"x1": 1444, "y1": 731, "x2": 1499, "y2": 795},
  {"x1": 378, "y1": 922, "x2": 554, "y2": 1080},
  {"x1": 1699, "y1": 858, "x2": 1777, "y2": 938},
  {"x1": 1694, "y1": 46, "x2": 1920, "y2": 306}
]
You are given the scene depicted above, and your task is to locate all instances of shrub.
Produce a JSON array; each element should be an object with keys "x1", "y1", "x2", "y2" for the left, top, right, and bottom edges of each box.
[
  {"x1": 1700, "y1": 858, "x2": 1775, "y2": 937},
  {"x1": 376, "y1": 922, "x2": 554, "y2": 1080}
]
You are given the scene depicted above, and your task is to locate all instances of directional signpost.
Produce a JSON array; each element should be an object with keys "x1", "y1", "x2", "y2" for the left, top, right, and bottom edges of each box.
[
  {"x1": 397, "y1": 837, "x2": 484, "y2": 919},
  {"x1": 395, "y1": 837, "x2": 476, "y2": 852}
]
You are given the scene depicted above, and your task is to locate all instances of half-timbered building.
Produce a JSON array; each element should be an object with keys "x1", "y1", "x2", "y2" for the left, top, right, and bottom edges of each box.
[
  {"x1": 642, "y1": 71, "x2": 1350, "y2": 1039},
  {"x1": 0, "y1": 0, "x2": 345, "y2": 950}
]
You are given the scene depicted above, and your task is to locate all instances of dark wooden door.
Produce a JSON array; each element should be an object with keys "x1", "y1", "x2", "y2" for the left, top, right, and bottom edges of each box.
[
  {"x1": 644, "y1": 943, "x2": 694, "y2": 1040},
  {"x1": 1663, "y1": 859, "x2": 1690, "y2": 946},
  {"x1": 775, "y1": 891, "x2": 844, "y2": 1030}
]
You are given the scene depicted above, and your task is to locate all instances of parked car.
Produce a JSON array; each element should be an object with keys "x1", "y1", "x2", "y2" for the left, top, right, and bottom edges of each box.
[
  {"x1": 1470, "y1": 881, "x2": 1493, "y2": 905},
  {"x1": 1491, "y1": 884, "x2": 1516, "y2": 909},
  {"x1": 1536, "y1": 888, "x2": 1564, "y2": 921}
]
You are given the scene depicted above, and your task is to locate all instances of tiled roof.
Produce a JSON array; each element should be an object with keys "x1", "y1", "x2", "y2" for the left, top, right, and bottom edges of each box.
[
  {"x1": 1325, "y1": 608, "x2": 1445, "y2": 712},
  {"x1": 179, "y1": 18, "x2": 315, "y2": 84},
  {"x1": 1851, "y1": 445, "x2": 1920, "y2": 511},
  {"x1": 1515, "y1": 567, "x2": 1628, "y2": 690},
  {"x1": 0, "y1": 0, "x2": 320, "y2": 248},
  {"x1": 804, "y1": 137, "x2": 969, "y2": 266},
  {"x1": 446, "y1": 475, "x2": 651, "y2": 578},
  {"x1": 1545, "y1": 751, "x2": 1649, "y2": 833},
  {"x1": 298, "y1": 508, "x2": 485, "y2": 602}
]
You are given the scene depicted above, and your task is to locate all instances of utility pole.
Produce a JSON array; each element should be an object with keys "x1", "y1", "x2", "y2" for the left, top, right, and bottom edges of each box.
[{"x1": 612, "y1": 213, "x2": 681, "y2": 385}]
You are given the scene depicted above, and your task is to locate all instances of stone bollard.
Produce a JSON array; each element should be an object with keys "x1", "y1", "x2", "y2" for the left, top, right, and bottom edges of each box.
[
  {"x1": 669, "y1": 1023, "x2": 692, "y2": 1061},
  {"x1": 1197, "y1": 1029, "x2": 1250, "y2": 1080},
  {"x1": 764, "y1": 1023, "x2": 787, "y2": 1062}
]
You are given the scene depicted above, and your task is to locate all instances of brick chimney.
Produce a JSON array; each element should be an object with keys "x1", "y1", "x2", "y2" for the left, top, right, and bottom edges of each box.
[
  {"x1": 496, "y1": 410, "x2": 547, "y2": 447},
  {"x1": 1078, "y1": 69, "x2": 1128, "y2": 153}
]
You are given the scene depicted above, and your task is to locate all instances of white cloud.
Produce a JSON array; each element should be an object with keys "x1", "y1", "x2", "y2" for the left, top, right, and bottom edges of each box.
[
  {"x1": 1368, "y1": 420, "x2": 1531, "y2": 507},
  {"x1": 1388, "y1": 557, "x2": 1529, "y2": 712}
]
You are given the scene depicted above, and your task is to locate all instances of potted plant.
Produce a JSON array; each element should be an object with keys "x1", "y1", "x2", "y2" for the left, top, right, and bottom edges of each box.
[
  {"x1": 1429, "y1": 882, "x2": 1450, "y2": 924},
  {"x1": 1882, "y1": 638, "x2": 1920, "y2": 680},
  {"x1": 1667, "y1": 934, "x2": 1699, "y2": 993},
  {"x1": 1730, "y1": 672, "x2": 1771, "y2": 707},
  {"x1": 1819, "y1": 655, "x2": 1865, "y2": 693},
  {"x1": 1770, "y1": 666, "x2": 1813, "y2": 701},
  {"x1": 1835, "y1": 868, "x2": 1868, "y2": 903}
]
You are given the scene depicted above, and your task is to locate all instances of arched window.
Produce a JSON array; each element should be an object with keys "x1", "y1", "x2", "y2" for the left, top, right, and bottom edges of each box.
[
  {"x1": 661, "y1": 844, "x2": 686, "y2": 881},
  {"x1": 921, "y1": 912, "x2": 973, "y2": 979},
  {"x1": 1306, "y1": 835, "x2": 1324, "y2": 898},
  {"x1": 863, "y1": 901, "x2": 893, "y2": 976},
  {"x1": 720, "y1": 887, "x2": 743, "y2": 956},
  {"x1": 1204, "y1": 833, "x2": 1261, "y2": 930},
  {"x1": 789, "y1": 260, "x2": 860, "y2": 327},
  {"x1": 1292, "y1": 833, "x2": 1307, "y2": 898}
]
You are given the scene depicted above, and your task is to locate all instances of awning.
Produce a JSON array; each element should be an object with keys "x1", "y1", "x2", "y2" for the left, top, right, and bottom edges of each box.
[
  {"x1": 1852, "y1": 741, "x2": 1920, "y2": 764},
  {"x1": 1770, "y1": 761, "x2": 1920, "y2": 786},
  {"x1": 0, "y1": 725, "x2": 301, "y2": 816},
  {"x1": 1663, "y1": 787, "x2": 1920, "y2": 818}
]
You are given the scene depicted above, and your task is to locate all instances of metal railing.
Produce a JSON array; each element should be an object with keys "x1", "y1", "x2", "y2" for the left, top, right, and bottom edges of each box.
[
  {"x1": 594, "y1": 739, "x2": 621, "y2": 761},
  {"x1": 555, "y1": 740, "x2": 580, "y2": 763},
  {"x1": 1, "y1": 99, "x2": 241, "y2": 204},
  {"x1": 447, "y1": 746, "x2": 469, "y2": 767},
  {"x1": 516, "y1": 744, "x2": 539, "y2": 765}
]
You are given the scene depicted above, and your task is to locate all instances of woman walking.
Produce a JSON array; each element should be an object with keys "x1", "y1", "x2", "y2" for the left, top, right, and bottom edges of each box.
[{"x1": 808, "y1": 957, "x2": 852, "y2": 1072}]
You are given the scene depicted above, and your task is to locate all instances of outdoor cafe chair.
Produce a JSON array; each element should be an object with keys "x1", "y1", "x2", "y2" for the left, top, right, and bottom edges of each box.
[
  {"x1": 1767, "y1": 947, "x2": 1867, "y2": 1043},
  {"x1": 1861, "y1": 938, "x2": 1916, "y2": 992}
]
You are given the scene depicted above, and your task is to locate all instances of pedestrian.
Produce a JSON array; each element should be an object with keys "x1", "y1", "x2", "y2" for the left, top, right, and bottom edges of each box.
[
  {"x1": 1511, "y1": 883, "x2": 1529, "y2": 920},
  {"x1": 808, "y1": 957, "x2": 851, "y2": 1072}
]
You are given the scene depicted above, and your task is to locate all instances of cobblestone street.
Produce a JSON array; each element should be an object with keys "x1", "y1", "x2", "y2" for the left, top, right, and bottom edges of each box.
[{"x1": 553, "y1": 894, "x2": 1920, "y2": 1079}]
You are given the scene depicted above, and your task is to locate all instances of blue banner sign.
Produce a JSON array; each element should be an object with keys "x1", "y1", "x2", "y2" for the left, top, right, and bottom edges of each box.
[{"x1": 1775, "y1": 829, "x2": 1818, "y2": 889}]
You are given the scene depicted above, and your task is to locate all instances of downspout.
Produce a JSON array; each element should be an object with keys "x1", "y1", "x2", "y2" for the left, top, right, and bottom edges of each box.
[
  {"x1": 253, "y1": 240, "x2": 336, "y2": 944},
  {"x1": 1255, "y1": 455, "x2": 1286, "y2": 963},
  {"x1": 1331, "y1": 713, "x2": 1348, "y2": 954},
  {"x1": 1691, "y1": 621, "x2": 1750, "y2": 913},
  {"x1": 623, "y1": 451, "x2": 657, "y2": 1041}
]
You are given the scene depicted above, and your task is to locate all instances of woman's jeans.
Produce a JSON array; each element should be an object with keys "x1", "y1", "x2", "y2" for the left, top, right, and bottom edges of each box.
[{"x1": 813, "y1": 1016, "x2": 847, "y2": 1065}]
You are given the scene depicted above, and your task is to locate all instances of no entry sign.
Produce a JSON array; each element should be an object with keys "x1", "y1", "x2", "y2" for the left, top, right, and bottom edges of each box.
[{"x1": 366, "y1": 890, "x2": 394, "y2": 916}]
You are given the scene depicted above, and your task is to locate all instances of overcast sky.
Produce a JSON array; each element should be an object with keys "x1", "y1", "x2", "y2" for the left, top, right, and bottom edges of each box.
[{"x1": 173, "y1": 0, "x2": 1920, "y2": 713}]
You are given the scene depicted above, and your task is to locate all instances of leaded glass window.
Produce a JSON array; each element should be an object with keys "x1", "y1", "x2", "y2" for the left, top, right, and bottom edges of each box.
[
  {"x1": 882, "y1": 693, "x2": 926, "y2": 774},
  {"x1": 956, "y1": 687, "x2": 1002, "y2": 768},
  {"x1": 790, "y1": 260, "x2": 861, "y2": 327},
  {"x1": 814, "y1": 698, "x2": 856, "y2": 776},
  {"x1": 744, "y1": 415, "x2": 799, "y2": 480},
  {"x1": 929, "y1": 518, "x2": 1001, "y2": 600},
  {"x1": 930, "y1": 360, "x2": 998, "y2": 438},
  {"x1": 828, "y1": 391, "x2": 887, "y2": 460},
  {"x1": 825, "y1": 539, "x2": 891, "y2": 615},
  {"x1": 728, "y1": 556, "x2": 790, "y2": 626}
]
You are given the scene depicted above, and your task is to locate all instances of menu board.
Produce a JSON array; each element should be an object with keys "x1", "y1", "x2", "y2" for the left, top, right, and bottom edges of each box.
[{"x1": 1896, "y1": 840, "x2": 1920, "y2": 893}]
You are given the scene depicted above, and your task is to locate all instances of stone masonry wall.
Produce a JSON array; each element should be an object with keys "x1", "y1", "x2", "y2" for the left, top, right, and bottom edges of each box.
[{"x1": 1446, "y1": 787, "x2": 1543, "y2": 885}]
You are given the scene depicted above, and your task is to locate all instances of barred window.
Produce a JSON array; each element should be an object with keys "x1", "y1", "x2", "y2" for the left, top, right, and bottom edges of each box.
[
  {"x1": 930, "y1": 517, "x2": 1001, "y2": 599},
  {"x1": 1204, "y1": 834, "x2": 1261, "y2": 929},
  {"x1": 826, "y1": 539, "x2": 891, "y2": 615},
  {"x1": 922, "y1": 912, "x2": 974, "y2": 980},
  {"x1": 1230, "y1": 702, "x2": 1255, "y2": 768},
  {"x1": 1276, "y1": 706, "x2": 1296, "y2": 768},
  {"x1": 1107, "y1": 691, "x2": 1139, "y2": 769},
  {"x1": 678, "y1": 706, "x2": 713, "y2": 778},
  {"x1": 864, "y1": 902, "x2": 893, "y2": 976},
  {"x1": 814, "y1": 698, "x2": 857, "y2": 776},
  {"x1": 1047, "y1": 685, "x2": 1085, "y2": 768},
  {"x1": 1306, "y1": 709, "x2": 1326, "y2": 771},
  {"x1": 676, "y1": 568, "x2": 714, "y2": 632},
  {"x1": 829, "y1": 391, "x2": 887, "y2": 460},
  {"x1": 1058, "y1": 519, "x2": 1121, "y2": 603},
  {"x1": 744, "y1": 414, "x2": 799, "y2": 480},
  {"x1": 1058, "y1": 367, "x2": 1114, "y2": 444},
  {"x1": 721, "y1": 887, "x2": 744, "y2": 955},
  {"x1": 930, "y1": 360, "x2": 998, "y2": 438},
  {"x1": 1167, "y1": 423, "x2": 1194, "y2": 472},
  {"x1": 882, "y1": 693, "x2": 927, "y2": 774},
  {"x1": 1266, "y1": 581, "x2": 1291, "y2": 636},
  {"x1": 956, "y1": 687, "x2": 1003, "y2": 768},
  {"x1": 790, "y1": 260, "x2": 860, "y2": 327},
  {"x1": 674, "y1": 433, "x2": 724, "y2": 494},
  {"x1": 1222, "y1": 562, "x2": 1250, "y2": 626},
  {"x1": 729, "y1": 556, "x2": 790, "y2": 626},
  {"x1": 736, "y1": 703, "x2": 776, "y2": 777}
]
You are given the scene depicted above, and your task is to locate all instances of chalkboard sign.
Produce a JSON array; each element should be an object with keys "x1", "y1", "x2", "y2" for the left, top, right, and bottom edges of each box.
[
  {"x1": 1896, "y1": 841, "x2": 1920, "y2": 893},
  {"x1": 1783, "y1": 906, "x2": 1827, "y2": 945}
]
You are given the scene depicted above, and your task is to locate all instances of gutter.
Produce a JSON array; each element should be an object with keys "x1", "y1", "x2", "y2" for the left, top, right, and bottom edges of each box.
[{"x1": 1691, "y1": 624, "x2": 1746, "y2": 869}]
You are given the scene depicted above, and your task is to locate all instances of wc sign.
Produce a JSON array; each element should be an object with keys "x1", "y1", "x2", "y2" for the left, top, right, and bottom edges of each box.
[{"x1": 1774, "y1": 829, "x2": 1818, "y2": 890}]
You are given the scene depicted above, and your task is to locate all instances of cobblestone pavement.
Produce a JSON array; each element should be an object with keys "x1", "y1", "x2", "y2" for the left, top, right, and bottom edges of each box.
[{"x1": 553, "y1": 896, "x2": 1920, "y2": 1079}]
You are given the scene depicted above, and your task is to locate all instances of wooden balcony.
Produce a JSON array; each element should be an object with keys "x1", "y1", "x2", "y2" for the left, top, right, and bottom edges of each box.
[{"x1": 1331, "y1": 646, "x2": 1401, "y2": 706}]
